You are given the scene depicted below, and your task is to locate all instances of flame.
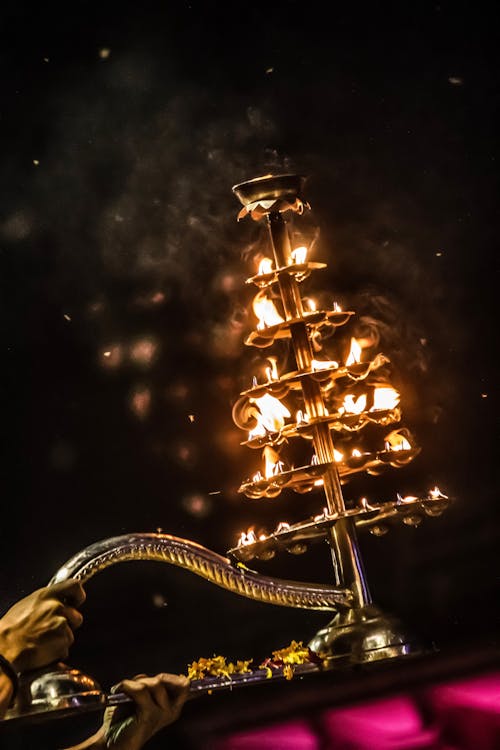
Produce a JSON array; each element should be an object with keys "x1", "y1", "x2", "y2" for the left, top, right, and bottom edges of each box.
[
  {"x1": 248, "y1": 394, "x2": 290, "y2": 439},
  {"x1": 429, "y1": 486, "x2": 448, "y2": 500},
  {"x1": 275, "y1": 521, "x2": 291, "y2": 533},
  {"x1": 346, "y1": 338, "x2": 362, "y2": 365},
  {"x1": 307, "y1": 297, "x2": 317, "y2": 312},
  {"x1": 238, "y1": 528, "x2": 257, "y2": 546},
  {"x1": 313, "y1": 449, "x2": 342, "y2": 463},
  {"x1": 371, "y1": 387, "x2": 400, "y2": 411},
  {"x1": 341, "y1": 393, "x2": 367, "y2": 414},
  {"x1": 384, "y1": 430, "x2": 412, "y2": 451},
  {"x1": 265, "y1": 357, "x2": 279, "y2": 382},
  {"x1": 296, "y1": 410, "x2": 310, "y2": 425},
  {"x1": 253, "y1": 290, "x2": 284, "y2": 330},
  {"x1": 352, "y1": 448, "x2": 363, "y2": 457},
  {"x1": 258, "y1": 257, "x2": 273, "y2": 275},
  {"x1": 291, "y1": 246, "x2": 307, "y2": 264},
  {"x1": 359, "y1": 497, "x2": 377, "y2": 511},
  {"x1": 252, "y1": 471, "x2": 263, "y2": 482},
  {"x1": 263, "y1": 446, "x2": 284, "y2": 479},
  {"x1": 397, "y1": 493, "x2": 418, "y2": 504},
  {"x1": 313, "y1": 508, "x2": 328, "y2": 522},
  {"x1": 333, "y1": 301, "x2": 342, "y2": 312},
  {"x1": 311, "y1": 358, "x2": 338, "y2": 371}
]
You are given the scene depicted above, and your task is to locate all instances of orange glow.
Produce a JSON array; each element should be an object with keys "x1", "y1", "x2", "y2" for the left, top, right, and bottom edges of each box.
[
  {"x1": 238, "y1": 528, "x2": 258, "y2": 546},
  {"x1": 313, "y1": 508, "x2": 328, "y2": 522},
  {"x1": 248, "y1": 394, "x2": 290, "y2": 439},
  {"x1": 253, "y1": 290, "x2": 284, "y2": 329},
  {"x1": 352, "y1": 448, "x2": 363, "y2": 457},
  {"x1": 371, "y1": 387, "x2": 400, "y2": 411},
  {"x1": 265, "y1": 357, "x2": 279, "y2": 381},
  {"x1": 346, "y1": 337, "x2": 362, "y2": 365},
  {"x1": 429, "y1": 486, "x2": 448, "y2": 499},
  {"x1": 263, "y1": 446, "x2": 284, "y2": 479},
  {"x1": 291, "y1": 246, "x2": 307, "y2": 264},
  {"x1": 275, "y1": 521, "x2": 291, "y2": 533},
  {"x1": 359, "y1": 497, "x2": 377, "y2": 511},
  {"x1": 258, "y1": 257, "x2": 273, "y2": 275},
  {"x1": 311, "y1": 357, "x2": 339, "y2": 371},
  {"x1": 384, "y1": 430, "x2": 412, "y2": 451},
  {"x1": 397, "y1": 493, "x2": 418, "y2": 504},
  {"x1": 312, "y1": 449, "x2": 343, "y2": 463},
  {"x1": 341, "y1": 393, "x2": 367, "y2": 414}
]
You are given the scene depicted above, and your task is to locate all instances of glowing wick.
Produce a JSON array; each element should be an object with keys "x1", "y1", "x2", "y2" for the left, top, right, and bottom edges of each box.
[{"x1": 291, "y1": 246, "x2": 307, "y2": 264}]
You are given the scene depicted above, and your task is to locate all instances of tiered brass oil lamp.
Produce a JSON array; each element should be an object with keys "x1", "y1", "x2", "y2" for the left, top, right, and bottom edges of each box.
[{"x1": 229, "y1": 173, "x2": 450, "y2": 665}]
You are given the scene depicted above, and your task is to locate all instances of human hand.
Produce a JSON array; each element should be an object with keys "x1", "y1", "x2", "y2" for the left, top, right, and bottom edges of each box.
[
  {"x1": 103, "y1": 673, "x2": 190, "y2": 750},
  {"x1": 0, "y1": 579, "x2": 86, "y2": 673}
]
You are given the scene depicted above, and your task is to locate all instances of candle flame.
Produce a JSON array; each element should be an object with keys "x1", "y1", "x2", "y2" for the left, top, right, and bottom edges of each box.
[
  {"x1": 296, "y1": 409, "x2": 310, "y2": 425},
  {"x1": 311, "y1": 357, "x2": 339, "y2": 371},
  {"x1": 253, "y1": 290, "x2": 284, "y2": 329},
  {"x1": 265, "y1": 357, "x2": 279, "y2": 382},
  {"x1": 429, "y1": 486, "x2": 448, "y2": 500},
  {"x1": 359, "y1": 497, "x2": 377, "y2": 511},
  {"x1": 397, "y1": 493, "x2": 418, "y2": 504},
  {"x1": 371, "y1": 387, "x2": 400, "y2": 411},
  {"x1": 275, "y1": 521, "x2": 291, "y2": 533},
  {"x1": 313, "y1": 508, "x2": 328, "y2": 522},
  {"x1": 238, "y1": 528, "x2": 257, "y2": 546},
  {"x1": 385, "y1": 430, "x2": 412, "y2": 451},
  {"x1": 263, "y1": 445, "x2": 284, "y2": 479},
  {"x1": 341, "y1": 393, "x2": 367, "y2": 415},
  {"x1": 258, "y1": 257, "x2": 273, "y2": 275},
  {"x1": 248, "y1": 394, "x2": 291, "y2": 439},
  {"x1": 346, "y1": 337, "x2": 362, "y2": 365},
  {"x1": 291, "y1": 246, "x2": 307, "y2": 264}
]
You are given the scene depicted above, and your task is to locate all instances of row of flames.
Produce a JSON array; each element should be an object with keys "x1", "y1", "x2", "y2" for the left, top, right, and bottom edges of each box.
[
  {"x1": 253, "y1": 246, "x2": 321, "y2": 330},
  {"x1": 251, "y1": 427, "x2": 412, "y2": 484},
  {"x1": 236, "y1": 488, "x2": 448, "y2": 548},
  {"x1": 248, "y1": 382, "x2": 401, "y2": 440}
]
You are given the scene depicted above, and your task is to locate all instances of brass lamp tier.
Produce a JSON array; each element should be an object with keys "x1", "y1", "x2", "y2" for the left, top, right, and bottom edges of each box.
[
  {"x1": 228, "y1": 490, "x2": 451, "y2": 562},
  {"x1": 238, "y1": 447, "x2": 420, "y2": 499}
]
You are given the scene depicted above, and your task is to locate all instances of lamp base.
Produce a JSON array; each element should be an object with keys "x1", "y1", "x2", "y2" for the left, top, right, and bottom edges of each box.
[{"x1": 308, "y1": 605, "x2": 431, "y2": 667}]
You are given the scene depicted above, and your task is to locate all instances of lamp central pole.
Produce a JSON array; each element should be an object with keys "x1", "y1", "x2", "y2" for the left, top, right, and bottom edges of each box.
[{"x1": 266, "y1": 211, "x2": 371, "y2": 608}]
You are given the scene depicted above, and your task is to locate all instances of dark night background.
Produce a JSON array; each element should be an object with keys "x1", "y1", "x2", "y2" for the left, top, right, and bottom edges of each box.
[{"x1": 0, "y1": 0, "x2": 499, "y2": 746}]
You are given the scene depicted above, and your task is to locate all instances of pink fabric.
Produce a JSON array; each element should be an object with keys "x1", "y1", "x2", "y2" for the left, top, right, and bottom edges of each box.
[
  {"x1": 319, "y1": 694, "x2": 442, "y2": 749},
  {"x1": 210, "y1": 718, "x2": 319, "y2": 749},
  {"x1": 422, "y1": 672, "x2": 500, "y2": 750},
  {"x1": 208, "y1": 671, "x2": 500, "y2": 750}
]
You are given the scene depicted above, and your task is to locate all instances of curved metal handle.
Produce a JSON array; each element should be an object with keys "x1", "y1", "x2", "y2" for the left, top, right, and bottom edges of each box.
[{"x1": 50, "y1": 532, "x2": 352, "y2": 611}]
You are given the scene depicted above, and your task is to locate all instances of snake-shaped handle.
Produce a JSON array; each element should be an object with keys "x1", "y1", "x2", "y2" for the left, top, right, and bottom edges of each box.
[{"x1": 50, "y1": 532, "x2": 352, "y2": 611}]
